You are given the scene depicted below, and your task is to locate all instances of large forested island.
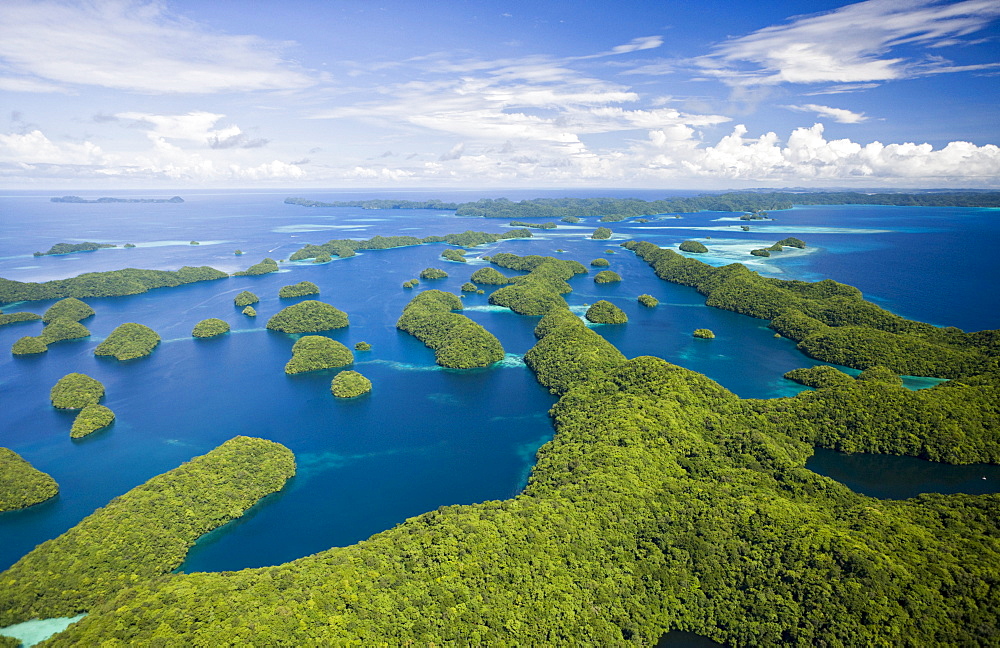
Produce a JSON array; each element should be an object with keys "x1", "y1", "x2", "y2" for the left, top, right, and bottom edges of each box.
[{"x1": 2, "y1": 193, "x2": 999, "y2": 646}]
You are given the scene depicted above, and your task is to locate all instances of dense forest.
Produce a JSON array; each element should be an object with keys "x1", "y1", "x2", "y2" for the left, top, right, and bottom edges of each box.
[
  {"x1": 396, "y1": 290, "x2": 504, "y2": 369},
  {"x1": 21, "y1": 250, "x2": 999, "y2": 646},
  {"x1": 0, "y1": 266, "x2": 227, "y2": 302},
  {"x1": 287, "y1": 229, "x2": 532, "y2": 262}
]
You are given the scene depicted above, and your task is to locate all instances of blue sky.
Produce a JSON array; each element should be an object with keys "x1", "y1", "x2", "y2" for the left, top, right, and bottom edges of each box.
[{"x1": 1, "y1": 0, "x2": 998, "y2": 189}]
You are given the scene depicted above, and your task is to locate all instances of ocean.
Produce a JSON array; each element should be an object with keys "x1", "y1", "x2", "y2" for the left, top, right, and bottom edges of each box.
[{"x1": 1, "y1": 189, "x2": 998, "y2": 574}]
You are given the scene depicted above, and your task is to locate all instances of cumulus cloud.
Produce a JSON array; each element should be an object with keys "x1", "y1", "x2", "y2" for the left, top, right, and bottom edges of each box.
[
  {"x1": 784, "y1": 104, "x2": 868, "y2": 123},
  {"x1": 0, "y1": 130, "x2": 106, "y2": 165},
  {"x1": 699, "y1": 0, "x2": 1000, "y2": 87},
  {"x1": 0, "y1": 0, "x2": 314, "y2": 94},
  {"x1": 115, "y1": 111, "x2": 269, "y2": 149}
]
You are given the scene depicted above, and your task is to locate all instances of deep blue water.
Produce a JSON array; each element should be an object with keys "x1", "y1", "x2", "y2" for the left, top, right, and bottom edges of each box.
[{"x1": 1, "y1": 190, "x2": 998, "y2": 574}]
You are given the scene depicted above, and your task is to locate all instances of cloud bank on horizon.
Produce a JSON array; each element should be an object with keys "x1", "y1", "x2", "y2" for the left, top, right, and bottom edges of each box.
[{"x1": 0, "y1": 0, "x2": 997, "y2": 189}]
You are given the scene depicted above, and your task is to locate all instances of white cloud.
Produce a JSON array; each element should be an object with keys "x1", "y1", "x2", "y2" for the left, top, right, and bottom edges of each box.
[
  {"x1": 699, "y1": 0, "x2": 1000, "y2": 87},
  {"x1": 0, "y1": 0, "x2": 314, "y2": 94},
  {"x1": 785, "y1": 104, "x2": 868, "y2": 123},
  {"x1": 0, "y1": 130, "x2": 105, "y2": 165}
]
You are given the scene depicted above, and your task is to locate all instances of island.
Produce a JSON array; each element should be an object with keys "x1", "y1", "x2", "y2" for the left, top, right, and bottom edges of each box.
[
  {"x1": 34, "y1": 242, "x2": 116, "y2": 257},
  {"x1": 331, "y1": 370, "x2": 372, "y2": 398},
  {"x1": 419, "y1": 268, "x2": 448, "y2": 280},
  {"x1": 0, "y1": 448, "x2": 59, "y2": 512},
  {"x1": 288, "y1": 229, "x2": 532, "y2": 263},
  {"x1": 0, "y1": 266, "x2": 227, "y2": 303},
  {"x1": 590, "y1": 258, "x2": 610, "y2": 267},
  {"x1": 94, "y1": 322, "x2": 160, "y2": 360},
  {"x1": 487, "y1": 254, "x2": 588, "y2": 316},
  {"x1": 242, "y1": 305, "x2": 257, "y2": 317},
  {"x1": 0, "y1": 312, "x2": 41, "y2": 327},
  {"x1": 284, "y1": 336, "x2": 353, "y2": 374},
  {"x1": 42, "y1": 297, "x2": 95, "y2": 323},
  {"x1": 750, "y1": 248, "x2": 771, "y2": 257},
  {"x1": 460, "y1": 282, "x2": 478, "y2": 292},
  {"x1": 233, "y1": 258, "x2": 279, "y2": 277},
  {"x1": 285, "y1": 197, "x2": 457, "y2": 210},
  {"x1": 266, "y1": 300, "x2": 349, "y2": 334},
  {"x1": 679, "y1": 240, "x2": 709, "y2": 253},
  {"x1": 693, "y1": 328, "x2": 716, "y2": 338},
  {"x1": 11, "y1": 336, "x2": 47, "y2": 355},
  {"x1": 51, "y1": 196, "x2": 183, "y2": 203},
  {"x1": 70, "y1": 404, "x2": 115, "y2": 438},
  {"x1": 441, "y1": 249, "x2": 468, "y2": 263},
  {"x1": 50, "y1": 373, "x2": 105, "y2": 409},
  {"x1": 0, "y1": 436, "x2": 294, "y2": 628},
  {"x1": 585, "y1": 300, "x2": 628, "y2": 324},
  {"x1": 637, "y1": 294, "x2": 659, "y2": 307},
  {"x1": 469, "y1": 267, "x2": 511, "y2": 285},
  {"x1": 396, "y1": 290, "x2": 504, "y2": 368},
  {"x1": 593, "y1": 270, "x2": 621, "y2": 284},
  {"x1": 278, "y1": 281, "x2": 320, "y2": 298},
  {"x1": 354, "y1": 341, "x2": 372, "y2": 351},
  {"x1": 590, "y1": 227, "x2": 612, "y2": 240},
  {"x1": 192, "y1": 318, "x2": 230, "y2": 338},
  {"x1": 234, "y1": 291, "x2": 259, "y2": 307},
  {"x1": 509, "y1": 221, "x2": 557, "y2": 229}
]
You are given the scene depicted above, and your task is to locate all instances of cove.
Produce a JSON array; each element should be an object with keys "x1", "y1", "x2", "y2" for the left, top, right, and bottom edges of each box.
[{"x1": 806, "y1": 448, "x2": 1000, "y2": 499}]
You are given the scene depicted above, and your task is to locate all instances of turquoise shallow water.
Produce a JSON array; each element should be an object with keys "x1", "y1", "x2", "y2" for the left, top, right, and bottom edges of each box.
[{"x1": 1, "y1": 190, "x2": 998, "y2": 575}]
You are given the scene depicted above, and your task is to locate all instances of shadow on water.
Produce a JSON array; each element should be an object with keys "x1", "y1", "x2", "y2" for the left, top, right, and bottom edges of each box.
[{"x1": 656, "y1": 630, "x2": 726, "y2": 647}]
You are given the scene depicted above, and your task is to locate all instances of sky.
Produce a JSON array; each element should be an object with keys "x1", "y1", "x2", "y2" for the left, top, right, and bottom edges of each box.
[{"x1": 1, "y1": 0, "x2": 998, "y2": 190}]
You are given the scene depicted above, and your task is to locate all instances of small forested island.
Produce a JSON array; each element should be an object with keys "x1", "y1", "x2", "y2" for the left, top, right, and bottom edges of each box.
[
  {"x1": 460, "y1": 282, "x2": 478, "y2": 292},
  {"x1": 693, "y1": 328, "x2": 716, "y2": 339},
  {"x1": 585, "y1": 300, "x2": 628, "y2": 324},
  {"x1": 469, "y1": 267, "x2": 511, "y2": 285},
  {"x1": 70, "y1": 404, "x2": 115, "y2": 438},
  {"x1": 354, "y1": 341, "x2": 371, "y2": 351},
  {"x1": 590, "y1": 227, "x2": 612, "y2": 240},
  {"x1": 679, "y1": 240, "x2": 709, "y2": 253},
  {"x1": 11, "y1": 336, "x2": 47, "y2": 355},
  {"x1": 50, "y1": 373, "x2": 105, "y2": 409},
  {"x1": 94, "y1": 322, "x2": 160, "y2": 360},
  {"x1": 590, "y1": 258, "x2": 610, "y2": 267},
  {"x1": 638, "y1": 294, "x2": 659, "y2": 307},
  {"x1": 0, "y1": 436, "x2": 295, "y2": 628},
  {"x1": 331, "y1": 370, "x2": 372, "y2": 398},
  {"x1": 594, "y1": 270, "x2": 622, "y2": 284},
  {"x1": 0, "y1": 448, "x2": 59, "y2": 512},
  {"x1": 419, "y1": 267, "x2": 448, "y2": 280},
  {"x1": 242, "y1": 305, "x2": 257, "y2": 317},
  {"x1": 0, "y1": 266, "x2": 227, "y2": 302},
  {"x1": 192, "y1": 318, "x2": 230, "y2": 338},
  {"x1": 51, "y1": 196, "x2": 183, "y2": 203},
  {"x1": 34, "y1": 242, "x2": 116, "y2": 257},
  {"x1": 234, "y1": 290, "x2": 259, "y2": 307},
  {"x1": 278, "y1": 281, "x2": 320, "y2": 298},
  {"x1": 43, "y1": 297, "x2": 94, "y2": 323},
  {"x1": 0, "y1": 311, "x2": 41, "y2": 327},
  {"x1": 509, "y1": 221, "x2": 558, "y2": 229},
  {"x1": 233, "y1": 258, "x2": 279, "y2": 277},
  {"x1": 284, "y1": 335, "x2": 353, "y2": 374},
  {"x1": 288, "y1": 229, "x2": 531, "y2": 262},
  {"x1": 266, "y1": 300, "x2": 349, "y2": 334},
  {"x1": 40, "y1": 317, "x2": 90, "y2": 344},
  {"x1": 750, "y1": 248, "x2": 771, "y2": 257},
  {"x1": 396, "y1": 290, "x2": 504, "y2": 368},
  {"x1": 441, "y1": 249, "x2": 467, "y2": 263}
]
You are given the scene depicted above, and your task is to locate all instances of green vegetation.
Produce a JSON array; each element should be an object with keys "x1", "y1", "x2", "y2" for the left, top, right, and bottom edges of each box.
[
  {"x1": 34, "y1": 242, "x2": 116, "y2": 256},
  {"x1": 284, "y1": 336, "x2": 353, "y2": 374},
  {"x1": 192, "y1": 318, "x2": 230, "y2": 338},
  {"x1": 354, "y1": 341, "x2": 371, "y2": 351},
  {"x1": 287, "y1": 229, "x2": 532, "y2": 262},
  {"x1": 235, "y1": 249, "x2": 244, "y2": 255},
  {"x1": 0, "y1": 266, "x2": 227, "y2": 303},
  {"x1": 331, "y1": 370, "x2": 372, "y2": 398},
  {"x1": 0, "y1": 311, "x2": 41, "y2": 326},
  {"x1": 590, "y1": 227, "x2": 612, "y2": 240},
  {"x1": 397, "y1": 290, "x2": 504, "y2": 368},
  {"x1": 190, "y1": 241, "x2": 200, "y2": 245},
  {"x1": 594, "y1": 270, "x2": 621, "y2": 284},
  {"x1": 12, "y1": 336, "x2": 47, "y2": 355},
  {"x1": 285, "y1": 197, "x2": 458, "y2": 210},
  {"x1": 279, "y1": 281, "x2": 320, "y2": 298},
  {"x1": 0, "y1": 436, "x2": 295, "y2": 627},
  {"x1": 585, "y1": 300, "x2": 628, "y2": 324},
  {"x1": 622, "y1": 240, "x2": 999, "y2": 378},
  {"x1": 679, "y1": 240, "x2": 709, "y2": 253},
  {"x1": 50, "y1": 373, "x2": 104, "y2": 409},
  {"x1": 94, "y1": 323, "x2": 160, "y2": 360},
  {"x1": 266, "y1": 300, "x2": 349, "y2": 334},
  {"x1": 469, "y1": 267, "x2": 511, "y2": 285},
  {"x1": 775, "y1": 236, "x2": 806, "y2": 248},
  {"x1": 560, "y1": 216, "x2": 581, "y2": 223},
  {"x1": 590, "y1": 258, "x2": 610, "y2": 267},
  {"x1": 419, "y1": 267, "x2": 449, "y2": 280},
  {"x1": 750, "y1": 248, "x2": 771, "y2": 257},
  {"x1": 783, "y1": 365, "x2": 856, "y2": 389},
  {"x1": 693, "y1": 328, "x2": 716, "y2": 338},
  {"x1": 402, "y1": 280, "x2": 417, "y2": 289},
  {"x1": 242, "y1": 305, "x2": 256, "y2": 317},
  {"x1": 487, "y1": 255, "x2": 587, "y2": 316},
  {"x1": 42, "y1": 297, "x2": 95, "y2": 323},
  {"x1": 314, "y1": 254, "x2": 332, "y2": 263},
  {"x1": 0, "y1": 448, "x2": 59, "y2": 512},
  {"x1": 39, "y1": 317, "x2": 90, "y2": 344},
  {"x1": 509, "y1": 221, "x2": 557, "y2": 229},
  {"x1": 460, "y1": 282, "x2": 478, "y2": 292},
  {"x1": 442, "y1": 249, "x2": 468, "y2": 263},
  {"x1": 234, "y1": 290, "x2": 259, "y2": 307},
  {"x1": 70, "y1": 404, "x2": 115, "y2": 439},
  {"x1": 124, "y1": 243, "x2": 136, "y2": 248},
  {"x1": 638, "y1": 294, "x2": 659, "y2": 307},
  {"x1": 233, "y1": 257, "x2": 279, "y2": 276}
]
